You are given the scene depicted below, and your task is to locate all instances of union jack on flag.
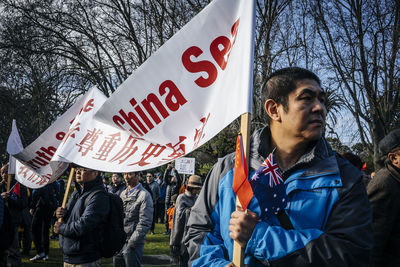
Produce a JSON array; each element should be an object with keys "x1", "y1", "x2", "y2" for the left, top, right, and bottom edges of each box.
[{"x1": 252, "y1": 153, "x2": 283, "y2": 187}]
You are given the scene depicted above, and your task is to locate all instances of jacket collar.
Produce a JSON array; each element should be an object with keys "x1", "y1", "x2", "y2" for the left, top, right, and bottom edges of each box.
[
  {"x1": 75, "y1": 177, "x2": 103, "y2": 195},
  {"x1": 386, "y1": 161, "x2": 400, "y2": 183},
  {"x1": 184, "y1": 189, "x2": 197, "y2": 198},
  {"x1": 124, "y1": 183, "x2": 144, "y2": 198},
  {"x1": 112, "y1": 182, "x2": 125, "y2": 190},
  {"x1": 250, "y1": 126, "x2": 337, "y2": 180}
]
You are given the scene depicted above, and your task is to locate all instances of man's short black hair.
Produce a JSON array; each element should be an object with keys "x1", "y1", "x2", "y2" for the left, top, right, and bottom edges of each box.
[{"x1": 262, "y1": 67, "x2": 321, "y2": 122}]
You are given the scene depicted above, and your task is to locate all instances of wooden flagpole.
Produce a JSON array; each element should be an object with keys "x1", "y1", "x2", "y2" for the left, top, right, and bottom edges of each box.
[
  {"x1": 232, "y1": 113, "x2": 251, "y2": 267},
  {"x1": 58, "y1": 167, "x2": 75, "y2": 222}
]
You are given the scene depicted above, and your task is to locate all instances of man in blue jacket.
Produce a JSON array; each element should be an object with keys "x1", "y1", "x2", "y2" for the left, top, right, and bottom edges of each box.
[
  {"x1": 185, "y1": 67, "x2": 373, "y2": 266},
  {"x1": 54, "y1": 166, "x2": 109, "y2": 266}
]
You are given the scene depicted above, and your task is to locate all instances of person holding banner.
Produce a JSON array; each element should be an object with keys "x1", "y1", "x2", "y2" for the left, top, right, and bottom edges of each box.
[
  {"x1": 185, "y1": 67, "x2": 373, "y2": 266},
  {"x1": 54, "y1": 166, "x2": 109, "y2": 267}
]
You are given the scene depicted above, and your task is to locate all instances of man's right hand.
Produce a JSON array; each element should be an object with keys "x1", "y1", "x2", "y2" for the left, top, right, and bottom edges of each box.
[
  {"x1": 1, "y1": 192, "x2": 10, "y2": 199},
  {"x1": 229, "y1": 206, "x2": 259, "y2": 248},
  {"x1": 55, "y1": 207, "x2": 67, "y2": 219}
]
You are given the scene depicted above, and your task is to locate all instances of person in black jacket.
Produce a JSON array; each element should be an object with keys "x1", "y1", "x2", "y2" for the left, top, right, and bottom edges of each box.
[
  {"x1": 368, "y1": 129, "x2": 400, "y2": 267},
  {"x1": 29, "y1": 183, "x2": 59, "y2": 261},
  {"x1": 1, "y1": 164, "x2": 28, "y2": 267},
  {"x1": 108, "y1": 173, "x2": 126, "y2": 197},
  {"x1": 163, "y1": 164, "x2": 181, "y2": 235},
  {"x1": 54, "y1": 166, "x2": 109, "y2": 266}
]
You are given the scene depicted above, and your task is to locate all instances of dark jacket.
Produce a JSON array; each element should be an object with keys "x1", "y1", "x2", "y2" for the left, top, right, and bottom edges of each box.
[
  {"x1": 108, "y1": 182, "x2": 126, "y2": 197},
  {"x1": 164, "y1": 168, "x2": 182, "y2": 207},
  {"x1": 367, "y1": 160, "x2": 400, "y2": 267},
  {"x1": 30, "y1": 183, "x2": 59, "y2": 213},
  {"x1": 170, "y1": 190, "x2": 197, "y2": 256},
  {"x1": 185, "y1": 126, "x2": 373, "y2": 266},
  {"x1": 59, "y1": 177, "x2": 109, "y2": 264},
  {"x1": 7, "y1": 181, "x2": 28, "y2": 226},
  {"x1": 148, "y1": 180, "x2": 160, "y2": 203},
  {"x1": 0, "y1": 196, "x2": 3, "y2": 229}
]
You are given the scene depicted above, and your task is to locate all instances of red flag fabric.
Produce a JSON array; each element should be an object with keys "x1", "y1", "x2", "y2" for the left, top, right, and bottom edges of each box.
[
  {"x1": 232, "y1": 134, "x2": 253, "y2": 210},
  {"x1": 362, "y1": 163, "x2": 367, "y2": 171},
  {"x1": 12, "y1": 183, "x2": 20, "y2": 197}
]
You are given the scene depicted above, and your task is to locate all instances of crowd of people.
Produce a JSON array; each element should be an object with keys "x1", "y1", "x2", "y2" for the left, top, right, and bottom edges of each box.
[
  {"x1": 0, "y1": 67, "x2": 399, "y2": 267},
  {"x1": 0, "y1": 160, "x2": 201, "y2": 267}
]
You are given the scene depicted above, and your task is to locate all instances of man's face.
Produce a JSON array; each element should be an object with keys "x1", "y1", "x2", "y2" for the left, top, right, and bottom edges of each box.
[
  {"x1": 277, "y1": 79, "x2": 326, "y2": 142},
  {"x1": 112, "y1": 174, "x2": 121, "y2": 185},
  {"x1": 124, "y1": 172, "x2": 140, "y2": 187},
  {"x1": 75, "y1": 167, "x2": 98, "y2": 185},
  {"x1": 146, "y1": 173, "x2": 154, "y2": 184},
  {"x1": 192, "y1": 188, "x2": 201, "y2": 195}
]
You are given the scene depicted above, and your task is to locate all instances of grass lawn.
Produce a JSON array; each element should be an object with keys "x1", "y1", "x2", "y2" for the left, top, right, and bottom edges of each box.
[{"x1": 21, "y1": 223, "x2": 177, "y2": 267}]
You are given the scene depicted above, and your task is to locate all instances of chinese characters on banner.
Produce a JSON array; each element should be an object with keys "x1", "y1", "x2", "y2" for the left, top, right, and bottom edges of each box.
[{"x1": 52, "y1": 87, "x2": 215, "y2": 173}]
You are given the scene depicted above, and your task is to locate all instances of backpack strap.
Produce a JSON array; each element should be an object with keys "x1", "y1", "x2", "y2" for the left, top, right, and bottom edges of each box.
[
  {"x1": 82, "y1": 189, "x2": 105, "y2": 214},
  {"x1": 275, "y1": 210, "x2": 294, "y2": 230}
]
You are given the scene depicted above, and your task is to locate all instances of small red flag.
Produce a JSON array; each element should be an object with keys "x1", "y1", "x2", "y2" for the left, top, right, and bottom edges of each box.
[
  {"x1": 12, "y1": 183, "x2": 21, "y2": 197},
  {"x1": 232, "y1": 134, "x2": 253, "y2": 210},
  {"x1": 362, "y1": 163, "x2": 367, "y2": 171}
]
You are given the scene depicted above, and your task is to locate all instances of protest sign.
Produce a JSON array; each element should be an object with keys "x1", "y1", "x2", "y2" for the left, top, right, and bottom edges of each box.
[{"x1": 175, "y1": 157, "x2": 195, "y2": 175}]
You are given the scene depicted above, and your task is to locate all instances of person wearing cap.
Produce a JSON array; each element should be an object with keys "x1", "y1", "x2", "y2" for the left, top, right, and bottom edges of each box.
[
  {"x1": 170, "y1": 175, "x2": 202, "y2": 267},
  {"x1": 185, "y1": 67, "x2": 372, "y2": 266},
  {"x1": 367, "y1": 129, "x2": 400, "y2": 267}
]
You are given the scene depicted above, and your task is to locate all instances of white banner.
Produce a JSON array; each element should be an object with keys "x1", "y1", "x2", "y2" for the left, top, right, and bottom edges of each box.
[
  {"x1": 6, "y1": 0, "x2": 255, "y2": 188},
  {"x1": 7, "y1": 120, "x2": 23, "y2": 175},
  {"x1": 93, "y1": 0, "x2": 254, "y2": 168},
  {"x1": 7, "y1": 92, "x2": 91, "y2": 188}
]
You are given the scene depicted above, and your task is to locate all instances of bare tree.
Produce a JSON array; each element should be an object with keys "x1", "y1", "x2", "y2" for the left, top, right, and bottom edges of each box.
[
  {"x1": 309, "y1": 0, "x2": 400, "y2": 168},
  {"x1": 0, "y1": 10, "x2": 81, "y2": 162},
  {"x1": 0, "y1": 0, "x2": 209, "y2": 95}
]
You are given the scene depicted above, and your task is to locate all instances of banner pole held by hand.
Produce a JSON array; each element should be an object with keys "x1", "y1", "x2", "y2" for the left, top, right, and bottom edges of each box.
[
  {"x1": 233, "y1": 112, "x2": 251, "y2": 267},
  {"x1": 58, "y1": 167, "x2": 75, "y2": 223}
]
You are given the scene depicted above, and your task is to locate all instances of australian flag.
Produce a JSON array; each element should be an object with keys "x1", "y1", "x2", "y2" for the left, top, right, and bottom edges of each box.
[{"x1": 249, "y1": 152, "x2": 287, "y2": 219}]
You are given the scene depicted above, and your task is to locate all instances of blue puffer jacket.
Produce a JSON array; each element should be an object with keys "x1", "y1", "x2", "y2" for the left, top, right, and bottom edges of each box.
[
  {"x1": 185, "y1": 126, "x2": 373, "y2": 266},
  {"x1": 59, "y1": 177, "x2": 109, "y2": 264}
]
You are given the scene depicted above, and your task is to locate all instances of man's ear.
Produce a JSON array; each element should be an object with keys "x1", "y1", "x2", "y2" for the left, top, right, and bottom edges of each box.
[
  {"x1": 388, "y1": 152, "x2": 400, "y2": 166},
  {"x1": 265, "y1": 99, "x2": 281, "y2": 122}
]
